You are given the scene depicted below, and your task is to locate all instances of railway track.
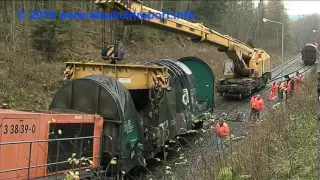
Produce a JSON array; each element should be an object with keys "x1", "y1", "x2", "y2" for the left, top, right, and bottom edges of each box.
[
  {"x1": 271, "y1": 57, "x2": 301, "y2": 80},
  {"x1": 269, "y1": 64, "x2": 313, "y2": 82},
  {"x1": 271, "y1": 54, "x2": 301, "y2": 72},
  {"x1": 267, "y1": 52, "x2": 317, "y2": 84}
]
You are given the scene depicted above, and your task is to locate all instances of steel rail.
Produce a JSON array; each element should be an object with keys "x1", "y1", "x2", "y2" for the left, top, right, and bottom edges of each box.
[
  {"x1": 271, "y1": 54, "x2": 301, "y2": 72},
  {"x1": 271, "y1": 60, "x2": 301, "y2": 80},
  {"x1": 269, "y1": 65, "x2": 312, "y2": 83}
]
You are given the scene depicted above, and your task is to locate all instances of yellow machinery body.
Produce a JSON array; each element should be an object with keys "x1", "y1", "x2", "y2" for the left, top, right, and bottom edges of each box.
[
  {"x1": 64, "y1": 62, "x2": 169, "y2": 89},
  {"x1": 248, "y1": 49, "x2": 271, "y2": 78}
]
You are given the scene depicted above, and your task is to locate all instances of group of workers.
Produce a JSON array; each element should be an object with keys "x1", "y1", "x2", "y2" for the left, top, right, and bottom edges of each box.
[
  {"x1": 215, "y1": 71, "x2": 305, "y2": 152},
  {"x1": 268, "y1": 71, "x2": 305, "y2": 101}
]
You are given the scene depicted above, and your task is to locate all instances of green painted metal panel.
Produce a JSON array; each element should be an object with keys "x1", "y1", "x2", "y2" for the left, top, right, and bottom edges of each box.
[{"x1": 178, "y1": 57, "x2": 215, "y2": 112}]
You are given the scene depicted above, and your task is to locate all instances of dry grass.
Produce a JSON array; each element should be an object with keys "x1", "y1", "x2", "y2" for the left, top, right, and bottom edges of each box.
[
  {"x1": 228, "y1": 74, "x2": 318, "y2": 180},
  {"x1": 0, "y1": 40, "x2": 63, "y2": 109}
]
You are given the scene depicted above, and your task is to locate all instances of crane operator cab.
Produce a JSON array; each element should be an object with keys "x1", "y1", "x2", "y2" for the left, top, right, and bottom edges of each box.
[
  {"x1": 223, "y1": 59, "x2": 234, "y2": 78},
  {"x1": 223, "y1": 59, "x2": 255, "y2": 78}
]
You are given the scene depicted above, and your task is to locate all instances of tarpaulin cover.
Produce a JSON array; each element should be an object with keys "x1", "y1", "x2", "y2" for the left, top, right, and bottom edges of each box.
[
  {"x1": 49, "y1": 74, "x2": 144, "y2": 173},
  {"x1": 178, "y1": 56, "x2": 215, "y2": 115},
  {"x1": 134, "y1": 61, "x2": 178, "y2": 140},
  {"x1": 174, "y1": 60, "x2": 197, "y2": 114},
  {"x1": 137, "y1": 59, "x2": 195, "y2": 135},
  {"x1": 156, "y1": 60, "x2": 195, "y2": 129}
]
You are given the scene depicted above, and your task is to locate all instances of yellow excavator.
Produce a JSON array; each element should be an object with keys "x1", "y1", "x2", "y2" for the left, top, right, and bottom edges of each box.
[{"x1": 64, "y1": 0, "x2": 271, "y2": 100}]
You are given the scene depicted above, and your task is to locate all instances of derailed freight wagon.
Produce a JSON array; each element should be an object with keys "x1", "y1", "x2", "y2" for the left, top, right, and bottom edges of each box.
[{"x1": 51, "y1": 57, "x2": 215, "y2": 176}]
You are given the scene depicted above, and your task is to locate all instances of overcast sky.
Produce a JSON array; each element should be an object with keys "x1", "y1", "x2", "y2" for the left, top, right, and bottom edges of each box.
[{"x1": 253, "y1": 1, "x2": 320, "y2": 15}]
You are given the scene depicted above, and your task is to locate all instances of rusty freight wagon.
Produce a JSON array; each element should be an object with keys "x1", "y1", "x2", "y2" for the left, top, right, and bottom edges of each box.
[{"x1": 0, "y1": 109, "x2": 103, "y2": 180}]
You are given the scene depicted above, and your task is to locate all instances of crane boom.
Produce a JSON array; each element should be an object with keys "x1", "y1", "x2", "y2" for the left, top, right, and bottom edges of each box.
[
  {"x1": 94, "y1": 0, "x2": 270, "y2": 80},
  {"x1": 95, "y1": 0, "x2": 255, "y2": 60}
]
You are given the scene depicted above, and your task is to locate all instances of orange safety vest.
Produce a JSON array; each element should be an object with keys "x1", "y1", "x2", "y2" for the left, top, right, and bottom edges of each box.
[
  {"x1": 278, "y1": 82, "x2": 286, "y2": 92},
  {"x1": 293, "y1": 75, "x2": 304, "y2": 90},
  {"x1": 268, "y1": 83, "x2": 278, "y2": 100},
  {"x1": 286, "y1": 79, "x2": 294, "y2": 94},
  {"x1": 250, "y1": 96, "x2": 256, "y2": 108},
  {"x1": 252, "y1": 98, "x2": 264, "y2": 110},
  {"x1": 293, "y1": 77, "x2": 299, "y2": 89},
  {"x1": 216, "y1": 122, "x2": 230, "y2": 137}
]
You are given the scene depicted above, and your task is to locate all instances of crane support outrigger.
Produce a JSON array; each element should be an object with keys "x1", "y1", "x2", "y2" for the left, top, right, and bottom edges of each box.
[{"x1": 65, "y1": 0, "x2": 271, "y2": 100}]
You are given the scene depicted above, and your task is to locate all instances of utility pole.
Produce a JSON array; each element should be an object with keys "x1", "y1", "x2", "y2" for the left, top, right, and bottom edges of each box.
[{"x1": 263, "y1": 18, "x2": 284, "y2": 80}]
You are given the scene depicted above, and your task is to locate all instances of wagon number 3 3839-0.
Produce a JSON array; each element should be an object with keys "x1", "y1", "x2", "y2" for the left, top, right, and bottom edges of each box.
[
  {"x1": 1, "y1": 121, "x2": 36, "y2": 135},
  {"x1": 3, "y1": 124, "x2": 36, "y2": 134}
]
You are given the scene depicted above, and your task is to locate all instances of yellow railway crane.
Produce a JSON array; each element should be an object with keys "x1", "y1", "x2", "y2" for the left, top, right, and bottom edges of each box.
[{"x1": 64, "y1": 0, "x2": 271, "y2": 100}]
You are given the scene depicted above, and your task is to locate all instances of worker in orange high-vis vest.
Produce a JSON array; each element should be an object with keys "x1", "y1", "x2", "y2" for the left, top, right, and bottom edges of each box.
[
  {"x1": 294, "y1": 71, "x2": 305, "y2": 87},
  {"x1": 215, "y1": 119, "x2": 230, "y2": 152},
  {"x1": 252, "y1": 95, "x2": 265, "y2": 121},
  {"x1": 249, "y1": 95, "x2": 257, "y2": 121},
  {"x1": 293, "y1": 74, "x2": 299, "y2": 91},
  {"x1": 268, "y1": 82, "x2": 278, "y2": 101},
  {"x1": 286, "y1": 77, "x2": 295, "y2": 98},
  {"x1": 278, "y1": 81, "x2": 286, "y2": 101},
  {"x1": 250, "y1": 95, "x2": 257, "y2": 104}
]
